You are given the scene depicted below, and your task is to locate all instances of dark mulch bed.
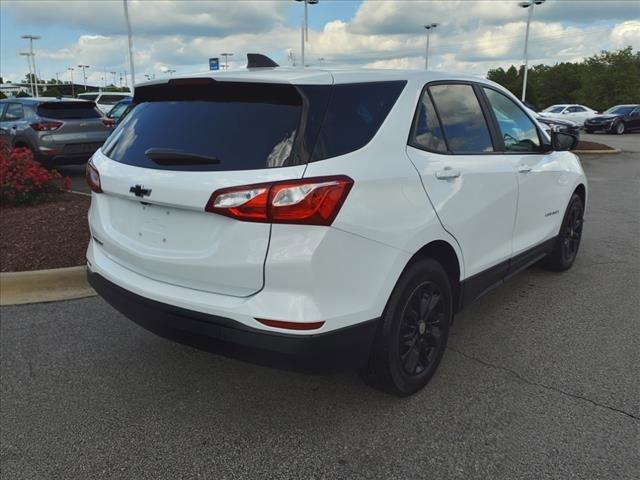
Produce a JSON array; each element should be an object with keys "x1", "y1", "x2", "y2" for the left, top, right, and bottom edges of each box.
[
  {"x1": 575, "y1": 140, "x2": 615, "y2": 151},
  {"x1": 1, "y1": 193, "x2": 91, "y2": 272}
]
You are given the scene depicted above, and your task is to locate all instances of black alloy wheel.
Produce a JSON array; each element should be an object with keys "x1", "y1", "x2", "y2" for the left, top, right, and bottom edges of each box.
[
  {"x1": 398, "y1": 282, "x2": 445, "y2": 377},
  {"x1": 542, "y1": 193, "x2": 584, "y2": 272},
  {"x1": 363, "y1": 258, "x2": 452, "y2": 396},
  {"x1": 561, "y1": 198, "x2": 583, "y2": 265}
]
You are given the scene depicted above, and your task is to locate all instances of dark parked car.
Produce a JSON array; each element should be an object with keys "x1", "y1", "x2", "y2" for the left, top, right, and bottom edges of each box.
[
  {"x1": 584, "y1": 104, "x2": 640, "y2": 135},
  {"x1": 0, "y1": 97, "x2": 112, "y2": 166},
  {"x1": 536, "y1": 116, "x2": 581, "y2": 137}
]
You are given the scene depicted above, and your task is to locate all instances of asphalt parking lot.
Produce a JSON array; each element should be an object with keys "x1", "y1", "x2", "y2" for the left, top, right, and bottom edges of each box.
[{"x1": 1, "y1": 134, "x2": 639, "y2": 479}]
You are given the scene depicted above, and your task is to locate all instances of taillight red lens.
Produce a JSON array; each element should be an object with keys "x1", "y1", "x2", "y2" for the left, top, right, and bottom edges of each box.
[
  {"x1": 30, "y1": 121, "x2": 63, "y2": 131},
  {"x1": 205, "y1": 183, "x2": 271, "y2": 222},
  {"x1": 205, "y1": 176, "x2": 353, "y2": 226},
  {"x1": 102, "y1": 118, "x2": 116, "y2": 128},
  {"x1": 86, "y1": 160, "x2": 102, "y2": 193}
]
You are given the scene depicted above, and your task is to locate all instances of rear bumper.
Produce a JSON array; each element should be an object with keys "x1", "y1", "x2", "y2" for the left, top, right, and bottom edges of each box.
[{"x1": 88, "y1": 270, "x2": 378, "y2": 373}]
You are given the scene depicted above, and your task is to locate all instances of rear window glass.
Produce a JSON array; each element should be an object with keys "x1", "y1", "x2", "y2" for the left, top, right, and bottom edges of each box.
[
  {"x1": 78, "y1": 94, "x2": 99, "y2": 101},
  {"x1": 100, "y1": 95, "x2": 128, "y2": 105},
  {"x1": 37, "y1": 102, "x2": 102, "y2": 119},
  {"x1": 102, "y1": 82, "x2": 304, "y2": 171},
  {"x1": 311, "y1": 81, "x2": 406, "y2": 161}
]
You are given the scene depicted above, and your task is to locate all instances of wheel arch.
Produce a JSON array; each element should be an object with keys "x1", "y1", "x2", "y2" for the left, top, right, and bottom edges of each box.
[
  {"x1": 574, "y1": 183, "x2": 587, "y2": 208},
  {"x1": 408, "y1": 240, "x2": 462, "y2": 314}
]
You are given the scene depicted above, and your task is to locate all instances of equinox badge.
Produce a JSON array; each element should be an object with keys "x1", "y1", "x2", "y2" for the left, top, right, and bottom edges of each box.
[{"x1": 130, "y1": 185, "x2": 152, "y2": 198}]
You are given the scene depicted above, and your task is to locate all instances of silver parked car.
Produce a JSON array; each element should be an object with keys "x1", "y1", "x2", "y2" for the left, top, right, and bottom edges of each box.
[{"x1": 0, "y1": 97, "x2": 112, "y2": 166}]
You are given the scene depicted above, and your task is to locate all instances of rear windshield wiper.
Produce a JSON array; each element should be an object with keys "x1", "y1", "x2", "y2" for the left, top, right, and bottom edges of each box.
[{"x1": 144, "y1": 148, "x2": 221, "y2": 165}]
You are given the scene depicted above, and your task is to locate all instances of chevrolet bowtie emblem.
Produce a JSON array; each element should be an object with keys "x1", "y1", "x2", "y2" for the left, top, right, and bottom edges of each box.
[{"x1": 129, "y1": 184, "x2": 152, "y2": 198}]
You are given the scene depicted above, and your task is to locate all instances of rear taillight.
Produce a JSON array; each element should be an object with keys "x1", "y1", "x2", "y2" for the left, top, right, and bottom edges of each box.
[
  {"x1": 205, "y1": 175, "x2": 353, "y2": 226},
  {"x1": 30, "y1": 121, "x2": 63, "y2": 131},
  {"x1": 102, "y1": 118, "x2": 116, "y2": 128},
  {"x1": 86, "y1": 160, "x2": 102, "y2": 193}
]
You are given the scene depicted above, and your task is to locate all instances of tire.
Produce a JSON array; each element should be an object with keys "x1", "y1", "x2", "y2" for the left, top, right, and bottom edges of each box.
[
  {"x1": 541, "y1": 193, "x2": 584, "y2": 272},
  {"x1": 613, "y1": 121, "x2": 625, "y2": 135},
  {"x1": 362, "y1": 258, "x2": 452, "y2": 396},
  {"x1": 585, "y1": 129, "x2": 594, "y2": 134}
]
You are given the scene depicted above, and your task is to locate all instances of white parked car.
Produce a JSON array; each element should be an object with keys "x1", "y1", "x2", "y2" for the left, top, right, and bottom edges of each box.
[
  {"x1": 77, "y1": 92, "x2": 132, "y2": 115},
  {"x1": 538, "y1": 104, "x2": 597, "y2": 126},
  {"x1": 86, "y1": 67, "x2": 587, "y2": 395}
]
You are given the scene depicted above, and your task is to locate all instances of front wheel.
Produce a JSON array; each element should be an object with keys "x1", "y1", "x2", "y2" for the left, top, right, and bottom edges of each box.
[
  {"x1": 542, "y1": 193, "x2": 584, "y2": 272},
  {"x1": 363, "y1": 258, "x2": 452, "y2": 396},
  {"x1": 585, "y1": 129, "x2": 594, "y2": 134},
  {"x1": 613, "y1": 121, "x2": 625, "y2": 135}
]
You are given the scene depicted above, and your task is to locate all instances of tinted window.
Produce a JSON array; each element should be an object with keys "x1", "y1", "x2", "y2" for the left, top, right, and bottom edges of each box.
[
  {"x1": 108, "y1": 102, "x2": 129, "y2": 119},
  {"x1": 79, "y1": 94, "x2": 99, "y2": 101},
  {"x1": 429, "y1": 84, "x2": 493, "y2": 153},
  {"x1": 102, "y1": 82, "x2": 304, "y2": 171},
  {"x1": 410, "y1": 89, "x2": 446, "y2": 153},
  {"x1": 571, "y1": 106, "x2": 586, "y2": 112},
  {"x1": 100, "y1": 95, "x2": 128, "y2": 105},
  {"x1": 605, "y1": 106, "x2": 634, "y2": 115},
  {"x1": 37, "y1": 102, "x2": 102, "y2": 119},
  {"x1": 311, "y1": 81, "x2": 406, "y2": 161},
  {"x1": 547, "y1": 106, "x2": 565, "y2": 113},
  {"x1": 4, "y1": 103, "x2": 24, "y2": 121},
  {"x1": 484, "y1": 88, "x2": 540, "y2": 152}
]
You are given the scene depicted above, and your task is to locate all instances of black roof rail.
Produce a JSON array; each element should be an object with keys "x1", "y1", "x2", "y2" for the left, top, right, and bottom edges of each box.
[{"x1": 247, "y1": 53, "x2": 279, "y2": 69}]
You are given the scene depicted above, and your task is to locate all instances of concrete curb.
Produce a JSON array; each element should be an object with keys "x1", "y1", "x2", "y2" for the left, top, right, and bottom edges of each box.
[
  {"x1": 0, "y1": 266, "x2": 95, "y2": 306},
  {"x1": 573, "y1": 148, "x2": 621, "y2": 154}
]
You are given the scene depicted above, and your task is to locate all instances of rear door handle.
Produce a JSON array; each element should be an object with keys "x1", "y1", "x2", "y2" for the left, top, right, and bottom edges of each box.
[
  {"x1": 518, "y1": 164, "x2": 532, "y2": 173},
  {"x1": 435, "y1": 167, "x2": 461, "y2": 180}
]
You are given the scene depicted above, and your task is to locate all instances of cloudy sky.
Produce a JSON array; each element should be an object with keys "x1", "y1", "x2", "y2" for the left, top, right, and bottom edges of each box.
[{"x1": 1, "y1": 0, "x2": 638, "y2": 86}]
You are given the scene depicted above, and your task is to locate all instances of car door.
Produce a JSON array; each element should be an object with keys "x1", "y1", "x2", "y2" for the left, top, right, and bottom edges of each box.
[
  {"x1": 567, "y1": 105, "x2": 591, "y2": 124},
  {"x1": 481, "y1": 86, "x2": 567, "y2": 265},
  {"x1": 629, "y1": 107, "x2": 640, "y2": 129},
  {"x1": 406, "y1": 82, "x2": 519, "y2": 281},
  {"x1": 2, "y1": 103, "x2": 28, "y2": 145}
]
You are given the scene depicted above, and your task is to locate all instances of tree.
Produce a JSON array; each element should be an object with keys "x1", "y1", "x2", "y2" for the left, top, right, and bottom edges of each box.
[
  {"x1": 41, "y1": 86, "x2": 62, "y2": 97},
  {"x1": 487, "y1": 47, "x2": 639, "y2": 111}
]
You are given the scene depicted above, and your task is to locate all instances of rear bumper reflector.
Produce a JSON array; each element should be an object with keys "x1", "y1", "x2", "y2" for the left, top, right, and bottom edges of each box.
[{"x1": 255, "y1": 318, "x2": 325, "y2": 331}]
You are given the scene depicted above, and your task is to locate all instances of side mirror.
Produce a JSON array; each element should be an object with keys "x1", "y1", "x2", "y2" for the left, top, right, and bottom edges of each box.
[
  {"x1": 562, "y1": 110, "x2": 569, "y2": 114},
  {"x1": 551, "y1": 131, "x2": 578, "y2": 151}
]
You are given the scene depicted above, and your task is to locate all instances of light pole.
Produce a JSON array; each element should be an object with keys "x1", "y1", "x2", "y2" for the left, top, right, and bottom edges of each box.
[
  {"x1": 294, "y1": 0, "x2": 318, "y2": 67},
  {"x1": 21, "y1": 35, "x2": 41, "y2": 95},
  {"x1": 424, "y1": 23, "x2": 438, "y2": 70},
  {"x1": 519, "y1": 0, "x2": 545, "y2": 102},
  {"x1": 110, "y1": 71, "x2": 117, "y2": 87},
  {"x1": 123, "y1": 0, "x2": 136, "y2": 90},
  {"x1": 19, "y1": 52, "x2": 34, "y2": 96},
  {"x1": 78, "y1": 64, "x2": 90, "y2": 92},
  {"x1": 68, "y1": 67, "x2": 75, "y2": 97},
  {"x1": 220, "y1": 53, "x2": 234, "y2": 70}
]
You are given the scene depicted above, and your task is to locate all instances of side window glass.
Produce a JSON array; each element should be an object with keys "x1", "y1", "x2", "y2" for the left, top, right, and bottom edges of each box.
[
  {"x1": 4, "y1": 103, "x2": 24, "y2": 121},
  {"x1": 410, "y1": 89, "x2": 447, "y2": 153},
  {"x1": 0, "y1": 104, "x2": 7, "y2": 120},
  {"x1": 429, "y1": 84, "x2": 494, "y2": 153},
  {"x1": 573, "y1": 106, "x2": 586, "y2": 112},
  {"x1": 483, "y1": 88, "x2": 540, "y2": 153}
]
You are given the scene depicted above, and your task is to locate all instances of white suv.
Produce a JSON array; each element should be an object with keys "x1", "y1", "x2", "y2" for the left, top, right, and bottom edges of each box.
[
  {"x1": 78, "y1": 92, "x2": 132, "y2": 115},
  {"x1": 86, "y1": 68, "x2": 586, "y2": 395}
]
